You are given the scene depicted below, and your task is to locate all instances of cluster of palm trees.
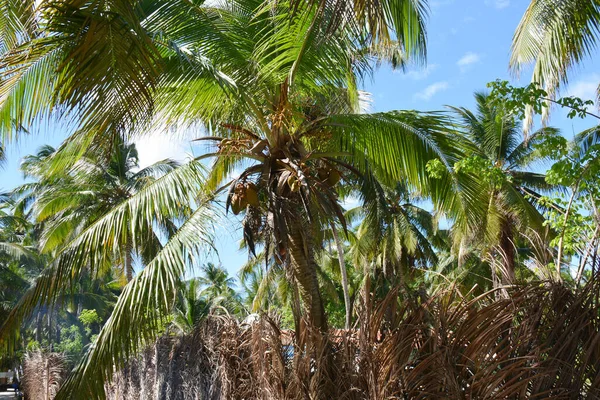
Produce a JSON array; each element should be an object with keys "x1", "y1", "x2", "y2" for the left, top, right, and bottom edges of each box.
[
  {"x1": 0, "y1": 0, "x2": 599, "y2": 398},
  {"x1": 0, "y1": 141, "x2": 241, "y2": 362}
]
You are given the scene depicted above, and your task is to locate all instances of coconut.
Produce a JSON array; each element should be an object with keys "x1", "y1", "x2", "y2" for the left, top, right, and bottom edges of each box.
[
  {"x1": 327, "y1": 169, "x2": 341, "y2": 186},
  {"x1": 245, "y1": 183, "x2": 259, "y2": 206},
  {"x1": 317, "y1": 167, "x2": 329, "y2": 182},
  {"x1": 230, "y1": 193, "x2": 246, "y2": 215}
]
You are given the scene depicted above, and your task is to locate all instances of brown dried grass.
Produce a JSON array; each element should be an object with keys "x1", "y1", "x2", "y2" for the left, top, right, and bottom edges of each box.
[{"x1": 47, "y1": 281, "x2": 600, "y2": 399}]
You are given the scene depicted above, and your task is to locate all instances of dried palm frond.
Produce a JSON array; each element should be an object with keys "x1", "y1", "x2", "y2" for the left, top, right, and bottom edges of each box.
[
  {"x1": 22, "y1": 351, "x2": 67, "y2": 400},
  {"x1": 94, "y1": 280, "x2": 600, "y2": 399}
]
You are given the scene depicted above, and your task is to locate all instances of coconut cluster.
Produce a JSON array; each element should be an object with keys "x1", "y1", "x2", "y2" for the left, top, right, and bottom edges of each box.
[{"x1": 231, "y1": 182, "x2": 259, "y2": 215}]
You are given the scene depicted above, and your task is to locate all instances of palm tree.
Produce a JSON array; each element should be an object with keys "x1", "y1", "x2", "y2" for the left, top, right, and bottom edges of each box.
[
  {"x1": 197, "y1": 263, "x2": 241, "y2": 313},
  {"x1": 15, "y1": 140, "x2": 179, "y2": 282},
  {"x1": 0, "y1": 0, "x2": 488, "y2": 397},
  {"x1": 239, "y1": 251, "x2": 301, "y2": 328},
  {"x1": 448, "y1": 92, "x2": 555, "y2": 285},
  {"x1": 171, "y1": 278, "x2": 209, "y2": 334},
  {"x1": 345, "y1": 180, "x2": 440, "y2": 330},
  {"x1": 353, "y1": 181, "x2": 440, "y2": 287},
  {"x1": 166, "y1": 264, "x2": 243, "y2": 333},
  {"x1": 511, "y1": 0, "x2": 600, "y2": 121},
  {"x1": 0, "y1": 197, "x2": 32, "y2": 323}
]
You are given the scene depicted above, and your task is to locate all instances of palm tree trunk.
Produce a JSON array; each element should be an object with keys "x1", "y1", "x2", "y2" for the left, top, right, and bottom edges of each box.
[
  {"x1": 331, "y1": 223, "x2": 351, "y2": 329},
  {"x1": 359, "y1": 262, "x2": 372, "y2": 355},
  {"x1": 287, "y1": 220, "x2": 327, "y2": 331},
  {"x1": 499, "y1": 220, "x2": 515, "y2": 285},
  {"x1": 125, "y1": 236, "x2": 134, "y2": 282}
]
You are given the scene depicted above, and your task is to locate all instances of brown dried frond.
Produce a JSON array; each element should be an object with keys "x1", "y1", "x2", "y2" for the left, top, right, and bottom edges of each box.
[
  {"x1": 90, "y1": 281, "x2": 600, "y2": 399},
  {"x1": 22, "y1": 350, "x2": 67, "y2": 400}
]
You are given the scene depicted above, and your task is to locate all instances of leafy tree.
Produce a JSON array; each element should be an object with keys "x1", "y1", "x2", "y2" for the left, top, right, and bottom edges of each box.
[{"x1": 489, "y1": 81, "x2": 600, "y2": 281}]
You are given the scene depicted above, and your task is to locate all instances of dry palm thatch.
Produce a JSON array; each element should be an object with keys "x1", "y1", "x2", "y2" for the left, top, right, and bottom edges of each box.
[
  {"x1": 22, "y1": 351, "x2": 67, "y2": 400},
  {"x1": 93, "y1": 281, "x2": 600, "y2": 399}
]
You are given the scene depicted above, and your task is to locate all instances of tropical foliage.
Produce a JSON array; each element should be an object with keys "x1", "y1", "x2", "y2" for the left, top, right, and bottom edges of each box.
[
  {"x1": 511, "y1": 0, "x2": 600, "y2": 117},
  {"x1": 0, "y1": 0, "x2": 600, "y2": 399}
]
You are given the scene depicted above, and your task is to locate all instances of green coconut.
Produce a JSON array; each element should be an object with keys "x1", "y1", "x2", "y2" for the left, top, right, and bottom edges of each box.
[
  {"x1": 327, "y1": 169, "x2": 341, "y2": 186},
  {"x1": 245, "y1": 183, "x2": 259, "y2": 206}
]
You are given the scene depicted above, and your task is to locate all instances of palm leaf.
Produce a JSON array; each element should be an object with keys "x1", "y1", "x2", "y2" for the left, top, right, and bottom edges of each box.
[
  {"x1": 0, "y1": 160, "x2": 209, "y2": 352},
  {"x1": 55, "y1": 198, "x2": 215, "y2": 399},
  {"x1": 511, "y1": 0, "x2": 600, "y2": 120}
]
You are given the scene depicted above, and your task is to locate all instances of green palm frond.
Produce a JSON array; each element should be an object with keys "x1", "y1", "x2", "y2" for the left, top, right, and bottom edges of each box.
[
  {"x1": 0, "y1": 37, "x2": 62, "y2": 140},
  {"x1": 511, "y1": 0, "x2": 600, "y2": 116},
  {"x1": 575, "y1": 125, "x2": 600, "y2": 156},
  {"x1": 0, "y1": 242, "x2": 36, "y2": 259},
  {"x1": 507, "y1": 127, "x2": 560, "y2": 168},
  {"x1": 325, "y1": 111, "x2": 487, "y2": 228},
  {"x1": 322, "y1": 0, "x2": 429, "y2": 63},
  {"x1": 56, "y1": 198, "x2": 215, "y2": 399},
  {"x1": 0, "y1": 160, "x2": 209, "y2": 351},
  {"x1": 448, "y1": 92, "x2": 521, "y2": 163},
  {"x1": 0, "y1": 0, "x2": 36, "y2": 53}
]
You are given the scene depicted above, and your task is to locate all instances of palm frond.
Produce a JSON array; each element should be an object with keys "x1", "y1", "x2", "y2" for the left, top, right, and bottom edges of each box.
[
  {"x1": 0, "y1": 160, "x2": 209, "y2": 353},
  {"x1": 511, "y1": 0, "x2": 600, "y2": 120},
  {"x1": 55, "y1": 196, "x2": 215, "y2": 399}
]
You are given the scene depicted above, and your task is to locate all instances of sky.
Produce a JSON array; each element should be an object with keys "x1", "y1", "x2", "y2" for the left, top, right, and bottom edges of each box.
[{"x1": 1, "y1": 0, "x2": 600, "y2": 280}]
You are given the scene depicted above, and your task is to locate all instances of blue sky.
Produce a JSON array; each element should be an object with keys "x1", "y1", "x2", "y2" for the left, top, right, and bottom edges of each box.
[{"x1": 2, "y1": 0, "x2": 600, "y2": 280}]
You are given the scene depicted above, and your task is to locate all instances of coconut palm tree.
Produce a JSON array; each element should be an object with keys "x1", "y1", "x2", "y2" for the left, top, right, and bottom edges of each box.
[
  {"x1": 448, "y1": 92, "x2": 556, "y2": 285},
  {"x1": 0, "y1": 196, "x2": 32, "y2": 322},
  {"x1": 239, "y1": 251, "x2": 300, "y2": 326},
  {"x1": 0, "y1": 0, "x2": 488, "y2": 397},
  {"x1": 511, "y1": 0, "x2": 600, "y2": 121},
  {"x1": 171, "y1": 278, "x2": 209, "y2": 334},
  {"x1": 14, "y1": 140, "x2": 180, "y2": 282},
  {"x1": 198, "y1": 263, "x2": 236, "y2": 298},
  {"x1": 197, "y1": 263, "x2": 242, "y2": 314},
  {"x1": 345, "y1": 179, "x2": 441, "y2": 330},
  {"x1": 353, "y1": 181, "x2": 440, "y2": 286}
]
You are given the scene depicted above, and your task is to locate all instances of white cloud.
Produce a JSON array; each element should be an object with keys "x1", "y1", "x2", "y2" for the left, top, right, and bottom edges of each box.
[
  {"x1": 457, "y1": 52, "x2": 482, "y2": 71},
  {"x1": 400, "y1": 64, "x2": 439, "y2": 80},
  {"x1": 414, "y1": 81, "x2": 449, "y2": 101},
  {"x1": 485, "y1": 0, "x2": 510, "y2": 9},
  {"x1": 566, "y1": 74, "x2": 600, "y2": 102},
  {"x1": 134, "y1": 128, "x2": 197, "y2": 169}
]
